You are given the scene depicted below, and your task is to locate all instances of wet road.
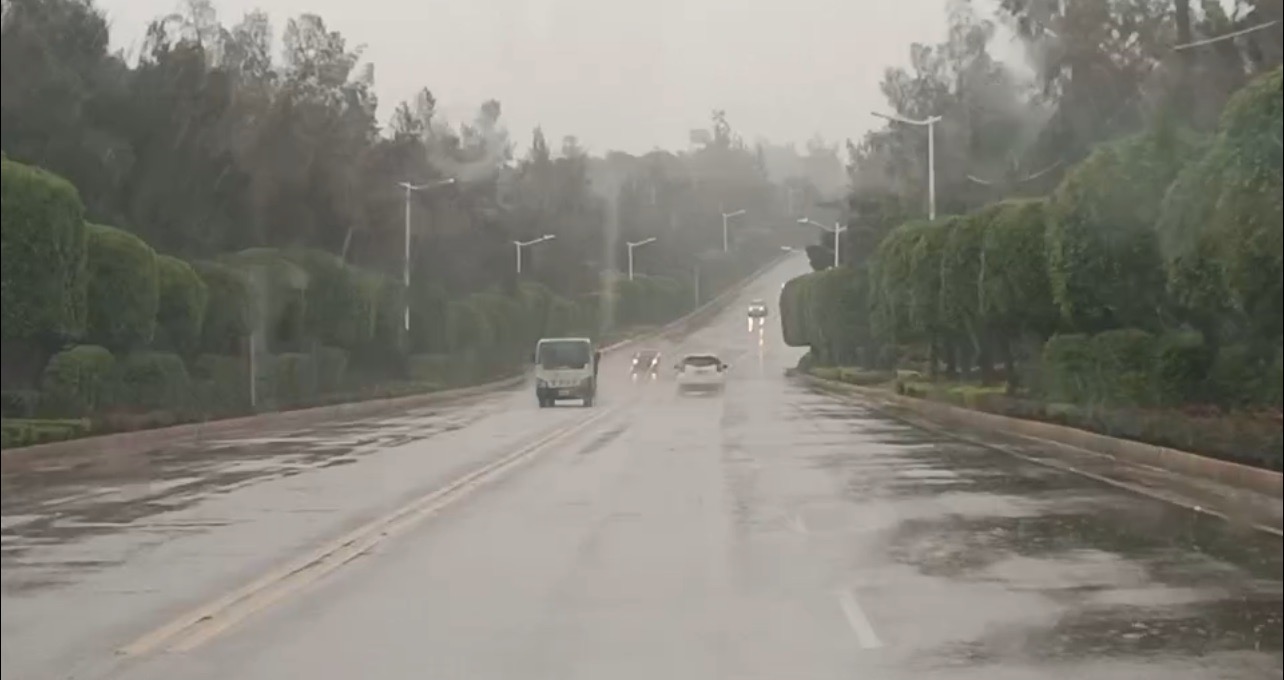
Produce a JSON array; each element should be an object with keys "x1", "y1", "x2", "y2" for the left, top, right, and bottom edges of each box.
[{"x1": 3, "y1": 257, "x2": 1281, "y2": 680}]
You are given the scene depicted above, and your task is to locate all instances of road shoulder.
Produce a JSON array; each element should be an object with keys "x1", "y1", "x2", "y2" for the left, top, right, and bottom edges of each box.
[{"x1": 799, "y1": 373, "x2": 1283, "y2": 536}]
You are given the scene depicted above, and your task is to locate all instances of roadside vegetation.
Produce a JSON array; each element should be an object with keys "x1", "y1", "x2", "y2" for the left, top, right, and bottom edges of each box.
[
  {"x1": 782, "y1": 3, "x2": 1282, "y2": 470},
  {"x1": 0, "y1": 0, "x2": 843, "y2": 447}
]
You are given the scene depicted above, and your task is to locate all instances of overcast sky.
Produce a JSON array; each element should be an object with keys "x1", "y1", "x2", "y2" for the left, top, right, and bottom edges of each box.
[{"x1": 95, "y1": 0, "x2": 970, "y2": 155}]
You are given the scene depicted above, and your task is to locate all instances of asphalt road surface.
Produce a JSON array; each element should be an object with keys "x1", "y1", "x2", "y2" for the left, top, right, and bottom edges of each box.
[{"x1": 3, "y1": 256, "x2": 1281, "y2": 680}]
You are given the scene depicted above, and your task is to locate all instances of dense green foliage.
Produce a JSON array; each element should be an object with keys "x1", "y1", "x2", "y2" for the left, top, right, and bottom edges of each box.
[
  {"x1": 1046, "y1": 131, "x2": 1201, "y2": 332},
  {"x1": 193, "y1": 261, "x2": 253, "y2": 355},
  {"x1": 84, "y1": 223, "x2": 160, "y2": 350},
  {"x1": 1, "y1": 159, "x2": 87, "y2": 345},
  {"x1": 1159, "y1": 67, "x2": 1283, "y2": 348},
  {"x1": 40, "y1": 345, "x2": 115, "y2": 416},
  {"x1": 154, "y1": 255, "x2": 209, "y2": 355},
  {"x1": 779, "y1": 267, "x2": 871, "y2": 366},
  {"x1": 787, "y1": 66, "x2": 1282, "y2": 455},
  {"x1": 113, "y1": 351, "x2": 191, "y2": 411}
]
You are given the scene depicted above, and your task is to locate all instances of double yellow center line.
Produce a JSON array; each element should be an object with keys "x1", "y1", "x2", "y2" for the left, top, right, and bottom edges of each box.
[{"x1": 121, "y1": 405, "x2": 618, "y2": 657}]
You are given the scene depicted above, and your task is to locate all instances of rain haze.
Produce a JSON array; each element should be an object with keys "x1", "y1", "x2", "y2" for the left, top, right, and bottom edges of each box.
[
  {"x1": 96, "y1": 0, "x2": 951, "y2": 153},
  {"x1": 2, "y1": 0, "x2": 1281, "y2": 678}
]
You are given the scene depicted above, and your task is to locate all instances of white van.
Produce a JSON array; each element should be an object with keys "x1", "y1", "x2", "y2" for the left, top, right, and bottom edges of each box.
[{"x1": 534, "y1": 337, "x2": 601, "y2": 408}]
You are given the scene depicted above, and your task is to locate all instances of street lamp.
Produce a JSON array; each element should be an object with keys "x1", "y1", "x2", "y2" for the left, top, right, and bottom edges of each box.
[
  {"x1": 626, "y1": 237, "x2": 658, "y2": 281},
  {"x1": 872, "y1": 111, "x2": 942, "y2": 220},
  {"x1": 398, "y1": 177, "x2": 456, "y2": 332},
  {"x1": 514, "y1": 234, "x2": 556, "y2": 274},
  {"x1": 720, "y1": 208, "x2": 745, "y2": 252},
  {"x1": 798, "y1": 217, "x2": 847, "y2": 269}
]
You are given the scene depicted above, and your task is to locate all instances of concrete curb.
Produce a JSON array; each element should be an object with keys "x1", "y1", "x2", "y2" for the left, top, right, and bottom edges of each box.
[
  {"x1": 2, "y1": 254, "x2": 790, "y2": 465},
  {"x1": 800, "y1": 374, "x2": 1283, "y2": 500}
]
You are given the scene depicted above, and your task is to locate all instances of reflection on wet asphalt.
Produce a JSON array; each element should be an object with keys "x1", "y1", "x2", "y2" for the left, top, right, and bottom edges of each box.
[{"x1": 2, "y1": 258, "x2": 1281, "y2": 680}]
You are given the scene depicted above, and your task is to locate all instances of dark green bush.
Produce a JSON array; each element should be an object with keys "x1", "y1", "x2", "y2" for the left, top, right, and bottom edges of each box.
[
  {"x1": 980, "y1": 199, "x2": 1056, "y2": 338},
  {"x1": 193, "y1": 261, "x2": 253, "y2": 355},
  {"x1": 1041, "y1": 334, "x2": 1094, "y2": 403},
  {"x1": 114, "y1": 351, "x2": 191, "y2": 411},
  {"x1": 1159, "y1": 67, "x2": 1282, "y2": 348},
  {"x1": 1207, "y1": 344, "x2": 1274, "y2": 407},
  {"x1": 40, "y1": 345, "x2": 116, "y2": 416},
  {"x1": 409, "y1": 282, "x2": 449, "y2": 354},
  {"x1": 1047, "y1": 130, "x2": 1202, "y2": 332},
  {"x1": 154, "y1": 255, "x2": 208, "y2": 355},
  {"x1": 85, "y1": 223, "x2": 159, "y2": 350},
  {"x1": 543, "y1": 296, "x2": 580, "y2": 337},
  {"x1": 222, "y1": 248, "x2": 308, "y2": 351},
  {"x1": 1, "y1": 390, "x2": 41, "y2": 418},
  {"x1": 1089, "y1": 328, "x2": 1158, "y2": 406},
  {"x1": 1, "y1": 159, "x2": 88, "y2": 345},
  {"x1": 1153, "y1": 331, "x2": 1214, "y2": 405},
  {"x1": 288, "y1": 249, "x2": 372, "y2": 350},
  {"x1": 780, "y1": 275, "x2": 809, "y2": 347},
  {"x1": 315, "y1": 346, "x2": 349, "y2": 392},
  {"x1": 408, "y1": 353, "x2": 454, "y2": 387},
  {"x1": 273, "y1": 352, "x2": 317, "y2": 404},
  {"x1": 446, "y1": 300, "x2": 494, "y2": 353},
  {"x1": 191, "y1": 354, "x2": 248, "y2": 414}
]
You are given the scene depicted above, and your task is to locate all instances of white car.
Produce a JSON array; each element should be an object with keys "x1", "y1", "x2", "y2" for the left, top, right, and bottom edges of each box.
[
  {"x1": 675, "y1": 353, "x2": 728, "y2": 394},
  {"x1": 747, "y1": 300, "x2": 768, "y2": 318}
]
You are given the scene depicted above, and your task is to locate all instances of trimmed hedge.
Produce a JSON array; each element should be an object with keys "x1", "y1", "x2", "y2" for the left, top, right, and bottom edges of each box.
[
  {"x1": 1046, "y1": 130, "x2": 1202, "y2": 332},
  {"x1": 446, "y1": 299, "x2": 493, "y2": 353},
  {"x1": 85, "y1": 223, "x2": 159, "y2": 350},
  {"x1": 222, "y1": 248, "x2": 308, "y2": 351},
  {"x1": 1159, "y1": 67, "x2": 1282, "y2": 346},
  {"x1": 979, "y1": 199, "x2": 1056, "y2": 338},
  {"x1": 1, "y1": 418, "x2": 92, "y2": 449},
  {"x1": 1041, "y1": 333, "x2": 1095, "y2": 403},
  {"x1": 193, "y1": 261, "x2": 253, "y2": 354},
  {"x1": 155, "y1": 255, "x2": 208, "y2": 355},
  {"x1": 780, "y1": 267, "x2": 871, "y2": 366},
  {"x1": 114, "y1": 351, "x2": 191, "y2": 411},
  {"x1": 1, "y1": 159, "x2": 87, "y2": 345},
  {"x1": 191, "y1": 353, "x2": 248, "y2": 414},
  {"x1": 288, "y1": 249, "x2": 373, "y2": 350},
  {"x1": 40, "y1": 344, "x2": 116, "y2": 416}
]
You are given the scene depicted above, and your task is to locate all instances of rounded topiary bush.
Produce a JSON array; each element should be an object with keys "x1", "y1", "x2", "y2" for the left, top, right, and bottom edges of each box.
[
  {"x1": 85, "y1": 223, "x2": 159, "y2": 350},
  {"x1": 154, "y1": 255, "x2": 208, "y2": 355},
  {"x1": 40, "y1": 344, "x2": 116, "y2": 415}
]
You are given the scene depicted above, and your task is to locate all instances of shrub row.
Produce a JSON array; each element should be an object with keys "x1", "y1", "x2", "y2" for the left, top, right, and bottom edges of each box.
[
  {"x1": 1040, "y1": 330, "x2": 1282, "y2": 408},
  {"x1": 783, "y1": 67, "x2": 1282, "y2": 409},
  {"x1": 3, "y1": 157, "x2": 726, "y2": 429}
]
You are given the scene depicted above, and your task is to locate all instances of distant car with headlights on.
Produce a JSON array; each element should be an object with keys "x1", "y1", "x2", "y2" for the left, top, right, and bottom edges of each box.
[
  {"x1": 630, "y1": 349, "x2": 661, "y2": 382},
  {"x1": 747, "y1": 299, "x2": 768, "y2": 318},
  {"x1": 674, "y1": 353, "x2": 728, "y2": 394}
]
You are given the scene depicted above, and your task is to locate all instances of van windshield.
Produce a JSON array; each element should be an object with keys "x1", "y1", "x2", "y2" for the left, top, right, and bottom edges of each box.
[{"x1": 537, "y1": 341, "x2": 591, "y2": 369}]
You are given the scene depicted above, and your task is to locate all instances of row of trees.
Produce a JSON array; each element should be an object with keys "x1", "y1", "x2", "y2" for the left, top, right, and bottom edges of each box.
[
  {"x1": 1, "y1": 0, "x2": 810, "y2": 429},
  {"x1": 0, "y1": 0, "x2": 813, "y2": 298},
  {"x1": 784, "y1": 0, "x2": 1282, "y2": 415},
  {"x1": 1, "y1": 156, "x2": 721, "y2": 419}
]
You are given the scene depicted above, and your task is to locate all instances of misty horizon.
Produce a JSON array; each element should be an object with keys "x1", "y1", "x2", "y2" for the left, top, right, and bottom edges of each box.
[{"x1": 89, "y1": 0, "x2": 1001, "y2": 155}]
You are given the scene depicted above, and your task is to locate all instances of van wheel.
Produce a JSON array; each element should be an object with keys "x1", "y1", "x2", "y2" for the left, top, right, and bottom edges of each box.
[{"x1": 583, "y1": 395, "x2": 594, "y2": 408}]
